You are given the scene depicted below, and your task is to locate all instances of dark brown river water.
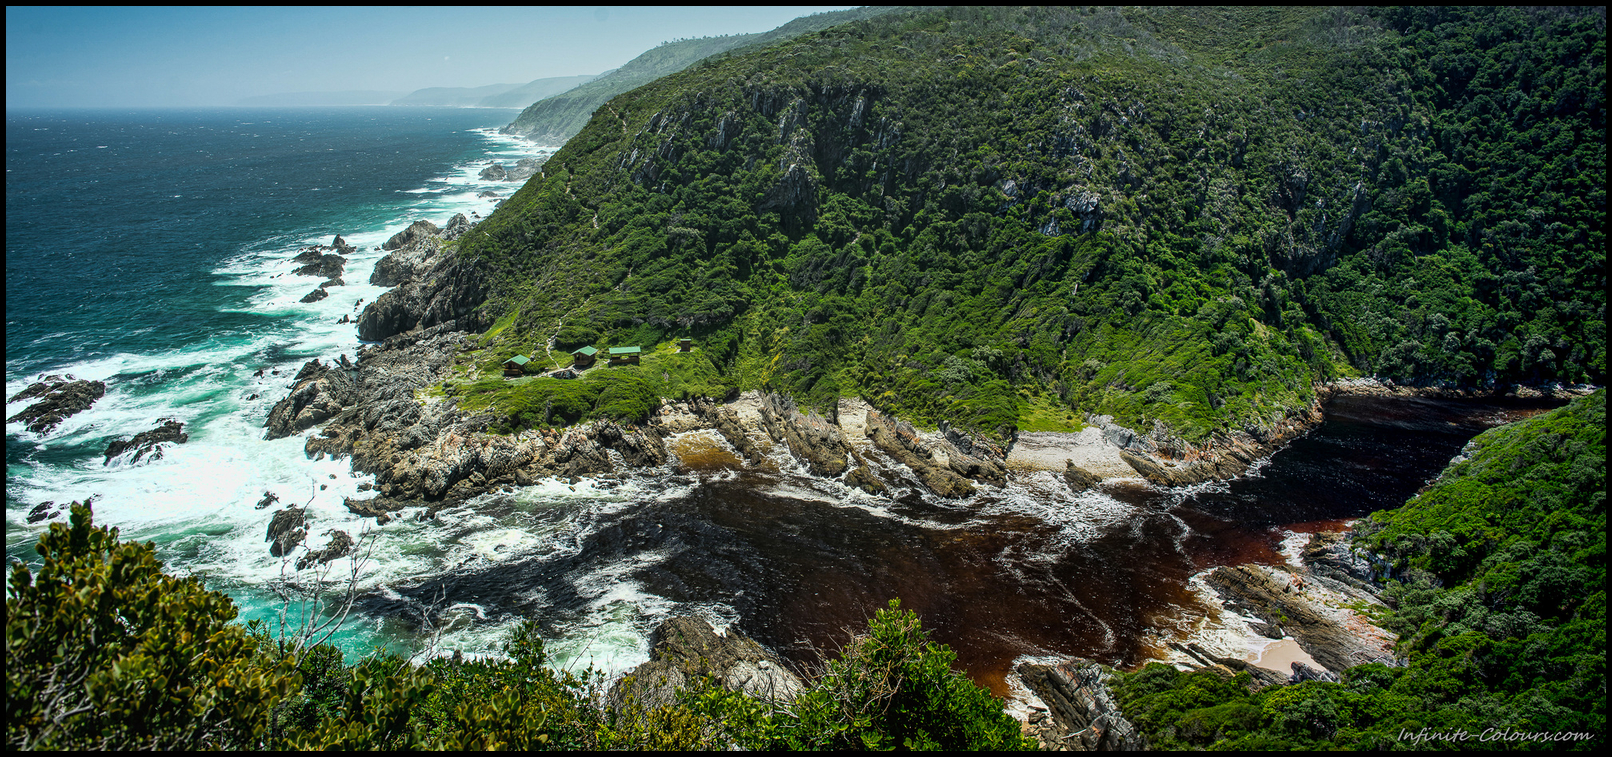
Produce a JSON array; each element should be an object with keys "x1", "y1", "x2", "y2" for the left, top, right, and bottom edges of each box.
[{"x1": 361, "y1": 394, "x2": 1560, "y2": 694}]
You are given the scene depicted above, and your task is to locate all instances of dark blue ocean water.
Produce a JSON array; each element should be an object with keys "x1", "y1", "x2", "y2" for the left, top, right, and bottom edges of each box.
[
  {"x1": 6, "y1": 107, "x2": 518, "y2": 376},
  {"x1": 6, "y1": 106, "x2": 561, "y2": 661}
]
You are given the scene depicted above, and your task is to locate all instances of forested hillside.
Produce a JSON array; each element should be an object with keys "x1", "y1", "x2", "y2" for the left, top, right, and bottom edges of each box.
[
  {"x1": 502, "y1": 6, "x2": 901, "y2": 143},
  {"x1": 463, "y1": 6, "x2": 1603, "y2": 445}
]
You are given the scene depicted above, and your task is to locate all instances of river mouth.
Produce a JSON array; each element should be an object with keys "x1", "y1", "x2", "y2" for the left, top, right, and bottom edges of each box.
[{"x1": 347, "y1": 393, "x2": 1564, "y2": 696}]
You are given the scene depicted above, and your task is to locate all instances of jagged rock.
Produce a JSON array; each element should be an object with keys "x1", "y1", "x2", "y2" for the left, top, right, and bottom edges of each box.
[
  {"x1": 845, "y1": 463, "x2": 887, "y2": 495},
  {"x1": 103, "y1": 419, "x2": 188, "y2": 465},
  {"x1": 1063, "y1": 460, "x2": 1101, "y2": 492},
  {"x1": 264, "y1": 359, "x2": 358, "y2": 439},
  {"x1": 296, "y1": 530, "x2": 355, "y2": 570},
  {"x1": 1204, "y1": 564, "x2": 1385, "y2": 676},
  {"x1": 1016, "y1": 658, "x2": 1148, "y2": 751},
  {"x1": 27, "y1": 501, "x2": 61, "y2": 524},
  {"x1": 266, "y1": 507, "x2": 307, "y2": 558},
  {"x1": 332, "y1": 235, "x2": 355, "y2": 254},
  {"x1": 293, "y1": 253, "x2": 346, "y2": 280},
  {"x1": 299, "y1": 287, "x2": 329, "y2": 303},
  {"x1": 345, "y1": 496, "x2": 409, "y2": 526},
  {"x1": 1290, "y1": 661, "x2": 1341, "y2": 684},
  {"x1": 506, "y1": 157, "x2": 542, "y2": 181},
  {"x1": 382, "y1": 219, "x2": 441, "y2": 251},
  {"x1": 370, "y1": 231, "x2": 443, "y2": 286},
  {"x1": 1170, "y1": 641, "x2": 1289, "y2": 692},
  {"x1": 440, "y1": 213, "x2": 472, "y2": 241},
  {"x1": 612, "y1": 617, "x2": 802, "y2": 711},
  {"x1": 357, "y1": 252, "x2": 489, "y2": 341},
  {"x1": 7, "y1": 377, "x2": 106, "y2": 435},
  {"x1": 256, "y1": 491, "x2": 280, "y2": 510},
  {"x1": 865, "y1": 410, "x2": 976, "y2": 498},
  {"x1": 758, "y1": 393, "x2": 848, "y2": 476},
  {"x1": 478, "y1": 162, "x2": 507, "y2": 181}
]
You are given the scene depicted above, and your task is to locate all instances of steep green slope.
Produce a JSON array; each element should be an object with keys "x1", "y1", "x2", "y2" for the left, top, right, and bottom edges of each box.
[
  {"x1": 1110, "y1": 390, "x2": 1605, "y2": 749},
  {"x1": 501, "y1": 6, "x2": 903, "y2": 144},
  {"x1": 465, "y1": 6, "x2": 1603, "y2": 445}
]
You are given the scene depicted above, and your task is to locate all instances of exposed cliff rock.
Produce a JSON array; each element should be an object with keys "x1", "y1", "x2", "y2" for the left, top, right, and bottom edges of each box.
[
  {"x1": 357, "y1": 251, "x2": 491, "y2": 342},
  {"x1": 864, "y1": 410, "x2": 977, "y2": 498},
  {"x1": 611, "y1": 616, "x2": 802, "y2": 711},
  {"x1": 758, "y1": 392, "x2": 848, "y2": 476},
  {"x1": 1016, "y1": 658, "x2": 1148, "y2": 751},
  {"x1": 103, "y1": 419, "x2": 188, "y2": 464},
  {"x1": 7, "y1": 376, "x2": 106, "y2": 435},
  {"x1": 264, "y1": 358, "x2": 359, "y2": 439}
]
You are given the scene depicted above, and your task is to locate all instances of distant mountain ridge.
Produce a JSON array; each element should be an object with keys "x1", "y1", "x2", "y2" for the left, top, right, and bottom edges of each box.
[
  {"x1": 502, "y1": 6, "x2": 904, "y2": 144},
  {"x1": 234, "y1": 90, "x2": 406, "y2": 106},
  {"x1": 391, "y1": 74, "x2": 607, "y2": 108}
]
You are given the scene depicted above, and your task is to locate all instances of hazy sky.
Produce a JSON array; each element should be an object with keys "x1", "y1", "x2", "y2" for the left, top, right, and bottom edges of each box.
[{"x1": 6, "y1": 6, "x2": 858, "y2": 109}]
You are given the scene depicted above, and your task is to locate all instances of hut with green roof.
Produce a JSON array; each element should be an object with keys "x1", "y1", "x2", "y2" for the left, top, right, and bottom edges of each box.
[
  {"x1": 571, "y1": 345, "x2": 599, "y2": 368},
  {"x1": 502, "y1": 354, "x2": 531, "y2": 377}
]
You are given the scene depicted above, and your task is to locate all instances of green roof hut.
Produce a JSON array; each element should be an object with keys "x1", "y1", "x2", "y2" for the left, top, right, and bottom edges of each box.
[
  {"x1": 571, "y1": 345, "x2": 599, "y2": 368},
  {"x1": 502, "y1": 354, "x2": 531, "y2": 377},
  {"x1": 608, "y1": 346, "x2": 642, "y2": 365}
]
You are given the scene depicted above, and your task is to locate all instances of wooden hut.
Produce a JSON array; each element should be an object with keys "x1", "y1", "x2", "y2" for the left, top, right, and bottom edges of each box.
[
  {"x1": 608, "y1": 346, "x2": 642, "y2": 365},
  {"x1": 571, "y1": 345, "x2": 599, "y2": 368},
  {"x1": 678, "y1": 338, "x2": 693, "y2": 352},
  {"x1": 502, "y1": 355, "x2": 531, "y2": 377}
]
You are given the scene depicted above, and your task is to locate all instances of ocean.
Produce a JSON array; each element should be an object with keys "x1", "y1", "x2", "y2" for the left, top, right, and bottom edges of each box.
[{"x1": 5, "y1": 107, "x2": 1561, "y2": 691}]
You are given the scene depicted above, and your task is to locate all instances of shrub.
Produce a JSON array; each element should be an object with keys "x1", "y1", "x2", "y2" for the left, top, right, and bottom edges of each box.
[{"x1": 6, "y1": 503, "x2": 297, "y2": 750}]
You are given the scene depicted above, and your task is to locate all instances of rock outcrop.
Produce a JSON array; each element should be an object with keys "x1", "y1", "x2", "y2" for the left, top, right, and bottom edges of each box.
[
  {"x1": 1111, "y1": 398, "x2": 1325, "y2": 487},
  {"x1": 7, "y1": 376, "x2": 106, "y2": 434},
  {"x1": 293, "y1": 253, "x2": 346, "y2": 280},
  {"x1": 382, "y1": 219, "x2": 440, "y2": 251},
  {"x1": 758, "y1": 393, "x2": 848, "y2": 476},
  {"x1": 266, "y1": 507, "x2": 307, "y2": 558},
  {"x1": 1063, "y1": 460, "x2": 1101, "y2": 492},
  {"x1": 264, "y1": 358, "x2": 359, "y2": 439},
  {"x1": 103, "y1": 419, "x2": 189, "y2": 464},
  {"x1": 357, "y1": 252, "x2": 490, "y2": 342},
  {"x1": 295, "y1": 529, "x2": 355, "y2": 571},
  {"x1": 864, "y1": 410, "x2": 978, "y2": 498},
  {"x1": 477, "y1": 162, "x2": 507, "y2": 181},
  {"x1": 506, "y1": 157, "x2": 543, "y2": 182},
  {"x1": 1203, "y1": 563, "x2": 1395, "y2": 675},
  {"x1": 612, "y1": 616, "x2": 802, "y2": 711},
  {"x1": 1016, "y1": 658, "x2": 1148, "y2": 751}
]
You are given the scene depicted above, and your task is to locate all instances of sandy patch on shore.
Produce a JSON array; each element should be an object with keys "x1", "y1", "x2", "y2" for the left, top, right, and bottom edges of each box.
[{"x1": 1007, "y1": 429, "x2": 1135, "y2": 479}]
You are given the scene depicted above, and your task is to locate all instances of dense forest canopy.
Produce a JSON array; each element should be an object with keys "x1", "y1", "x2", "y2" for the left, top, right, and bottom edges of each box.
[{"x1": 461, "y1": 5, "x2": 1604, "y2": 445}]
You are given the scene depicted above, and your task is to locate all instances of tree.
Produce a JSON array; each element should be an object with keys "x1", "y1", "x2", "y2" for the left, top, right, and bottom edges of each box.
[{"x1": 6, "y1": 502, "x2": 297, "y2": 750}]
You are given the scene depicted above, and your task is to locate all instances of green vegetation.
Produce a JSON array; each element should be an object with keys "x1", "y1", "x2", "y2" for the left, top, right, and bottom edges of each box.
[
  {"x1": 504, "y1": 6, "x2": 903, "y2": 143},
  {"x1": 464, "y1": 6, "x2": 1605, "y2": 445},
  {"x1": 460, "y1": 346, "x2": 733, "y2": 431},
  {"x1": 1109, "y1": 390, "x2": 1606, "y2": 749},
  {"x1": 7, "y1": 504, "x2": 1029, "y2": 750}
]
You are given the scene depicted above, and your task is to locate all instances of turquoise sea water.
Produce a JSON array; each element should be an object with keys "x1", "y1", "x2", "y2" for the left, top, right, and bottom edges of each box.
[{"x1": 5, "y1": 106, "x2": 590, "y2": 662}]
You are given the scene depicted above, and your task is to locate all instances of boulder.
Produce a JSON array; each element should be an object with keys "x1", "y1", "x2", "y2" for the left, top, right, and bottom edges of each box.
[
  {"x1": 295, "y1": 529, "x2": 355, "y2": 571},
  {"x1": 103, "y1": 419, "x2": 189, "y2": 465},
  {"x1": 612, "y1": 617, "x2": 802, "y2": 712},
  {"x1": 478, "y1": 162, "x2": 507, "y2": 181},
  {"x1": 7, "y1": 377, "x2": 106, "y2": 435},
  {"x1": 299, "y1": 287, "x2": 329, "y2": 303},
  {"x1": 293, "y1": 253, "x2": 346, "y2": 280},
  {"x1": 1063, "y1": 460, "x2": 1101, "y2": 492},
  {"x1": 440, "y1": 213, "x2": 472, "y2": 241},
  {"x1": 381, "y1": 219, "x2": 440, "y2": 252},
  {"x1": 266, "y1": 507, "x2": 307, "y2": 558}
]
